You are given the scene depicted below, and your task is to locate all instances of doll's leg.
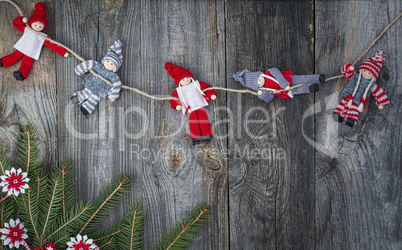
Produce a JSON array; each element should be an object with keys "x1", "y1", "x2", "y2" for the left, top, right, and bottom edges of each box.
[
  {"x1": 1, "y1": 50, "x2": 24, "y2": 68},
  {"x1": 14, "y1": 55, "x2": 34, "y2": 80},
  {"x1": 196, "y1": 108, "x2": 213, "y2": 137},
  {"x1": 292, "y1": 74, "x2": 324, "y2": 95},
  {"x1": 345, "y1": 103, "x2": 359, "y2": 127},
  {"x1": 334, "y1": 98, "x2": 349, "y2": 122},
  {"x1": 81, "y1": 94, "x2": 101, "y2": 116},
  {"x1": 189, "y1": 111, "x2": 201, "y2": 139},
  {"x1": 73, "y1": 88, "x2": 91, "y2": 104}
]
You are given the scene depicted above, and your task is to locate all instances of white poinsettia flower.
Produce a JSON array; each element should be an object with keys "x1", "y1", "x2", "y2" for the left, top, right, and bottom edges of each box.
[
  {"x1": 0, "y1": 218, "x2": 28, "y2": 249},
  {"x1": 66, "y1": 234, "x2": 97, "y2": 250},
  {"x1": 0, "y1": 167, "x2": 30, "y2": 197}
]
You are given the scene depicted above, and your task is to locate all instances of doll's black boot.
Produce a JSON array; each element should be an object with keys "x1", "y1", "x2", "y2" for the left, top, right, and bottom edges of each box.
[
  {"x1": 80, "y1": 106, "x2": 89, "y2": 116},
  {"x1": 13, "y1": 71, "x2": 25, "y2": 81},
  {"x1": 192, "y1": 138, "x2": 201, "y2": 145},
  {"x1": 71, "y1": 95, "x2": 80, "y2": 104},
  {"x1": 319, "y1": 74, "x2": 325, "y2": 84},
  {"x1": 337, "y1": 114, "x2": 343, "y2": 123},
  {"x1": 309, "y1": 84, "x2": 319, "y2": 93},
  {"x1": 0, "y1": 58, "x2": 3, "y2": 67},
  {"x1": 345, "y1": 118, "x2": 355, "y2": 127}
]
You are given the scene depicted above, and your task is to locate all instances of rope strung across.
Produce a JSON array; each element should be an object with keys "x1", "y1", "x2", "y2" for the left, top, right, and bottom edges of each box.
[{"x1": 1, "y1": 0, "x2": 401, "y2": 99}]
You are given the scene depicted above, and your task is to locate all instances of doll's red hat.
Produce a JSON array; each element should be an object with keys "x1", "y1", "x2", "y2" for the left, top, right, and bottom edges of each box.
[
  {"x1": 359, "y1": 51, "x2": 385, "y2": 80},
  {"x1": 165, "y1": 62, "x2": 194, "y2": 85},
  {"x1": 29, "y1": 2, "x2": 48, "y2": 30}
]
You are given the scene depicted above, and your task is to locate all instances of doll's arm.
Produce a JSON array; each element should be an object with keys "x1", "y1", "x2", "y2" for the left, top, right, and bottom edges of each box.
[
  {"x1": 258, "y1": 89, "x2": 274, "y2": 103},
  {"x1": 267, "y1": 68, "x2": 290, "y2": 89},
  {"x1": 341, "y1": 63, "x2": 355, "y2": 79},
  {"x1": 170, "y1": 90, "x2": 182, "y2": 110},
  {"x1": 371, "y1": 84, "x2": 390, "y2": 107},
  {"x1": 75, "y1": 60, "x2": 97, "y2": 76},
  {"x1": 44, "y1": 39, "x2": 69, "y2": 57},
  {"x1": 12, "y1": 16, "x2": 26, "y2": 32},
  {"x1": 108, "y1": 77, "x2": 122, "y2": 100},
  {"x1": 199, "y1": 81, "x2": 217, "y2": 100}
]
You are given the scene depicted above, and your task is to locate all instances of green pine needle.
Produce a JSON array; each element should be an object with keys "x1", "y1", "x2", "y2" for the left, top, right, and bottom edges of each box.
[
  {"x1": 116, "y1": 202, "x2": 145, "y2": 250},
  {"x1": 78, "y1": 175, "x2": 132, "y2": 235},
  {"x1": 0, "y1": 124, "x2": 210, "y2": 250},
  {"x1": 156, "y1": 204, "x2": 211, "y2": 250}
]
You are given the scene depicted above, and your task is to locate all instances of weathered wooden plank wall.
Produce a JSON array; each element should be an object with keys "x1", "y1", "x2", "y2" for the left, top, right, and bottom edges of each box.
[
  {"x1": 0, "y1": 0, "x2": 400, "y2": 249},
  {"x1": 315, "y1": 1, "x2": 401, "y2": 249},
  {"x1": 226, "y1": 1, "x2": 316, "y2": 249}
]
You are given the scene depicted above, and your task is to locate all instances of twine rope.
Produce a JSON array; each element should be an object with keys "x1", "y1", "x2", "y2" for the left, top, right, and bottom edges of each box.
[
  {"x1": 1, "y1": 0, "x2": 401, "y2": 100},
  {"x1": 326, "y1": 11, "x2": 402, "y2": 82}
]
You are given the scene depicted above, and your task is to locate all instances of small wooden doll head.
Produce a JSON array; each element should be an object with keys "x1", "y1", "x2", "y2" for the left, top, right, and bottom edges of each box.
[
  {"x1": 29, "y1": 2, "x2": 48, "y2": 31},
  {"x1": 179, "y1": 77, "x2": 192, "y2": 86}
]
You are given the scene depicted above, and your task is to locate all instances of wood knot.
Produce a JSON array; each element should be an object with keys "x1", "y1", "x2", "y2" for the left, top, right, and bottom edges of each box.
[
  {"x1": 197, "y1": 145, "x2": 222, "y2": 172},
  {"x1": 168, "y1": 150, "x2": 182, "y2": 171},
  {"x1": 382, "y1": 72, "x2": 389, "y2": 81}
]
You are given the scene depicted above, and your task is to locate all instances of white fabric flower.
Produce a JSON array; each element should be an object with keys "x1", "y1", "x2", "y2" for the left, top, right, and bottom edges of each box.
[
  {"x1": 0, "y1": 218, "x2": 28, "y2": 249},
  {"x1": 66, "y1": 234, "x2": 97, "y2": 250},
  {"x1": 0, "y1": 167, "x2": 30, "y2": 196}
]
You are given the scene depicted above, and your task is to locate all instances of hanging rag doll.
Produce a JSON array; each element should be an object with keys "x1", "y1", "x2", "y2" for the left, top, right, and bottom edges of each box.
[
  {"x1": 165, "y1": 62, "x2": 217, "y2": 145},
  {"x1": 0, "y1": 2, "x2": 69, "y2": 81},
  {"x1": 233, "y1": 68, "x2": 325, "y2": 103},
  {"x1": 334, "y1": 51, "x2": 389, "y2": 127},
  {"x1": 71, "y1": 40, "x2": 123, "y2": 116}
]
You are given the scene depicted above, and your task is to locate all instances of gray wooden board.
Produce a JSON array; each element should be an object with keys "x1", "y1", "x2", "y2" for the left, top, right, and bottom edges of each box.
[
  {"x1": 0, "y1": 0, "x2": 400, "y2": 249},
  {"x1": 0, "y1": 0, "x2": 59, "y2": 169},
  {"x1": 226, "y1": 0, "x2": 316, "y2": 249},
  {"x1": 315, "y1": 1, "x2": 401, "y2": 249}
]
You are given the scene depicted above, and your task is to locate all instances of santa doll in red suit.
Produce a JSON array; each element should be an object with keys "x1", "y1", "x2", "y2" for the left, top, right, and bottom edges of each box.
[
  {"x1": 0, "y1": 2, "x2": 69, "y2": 81},
  {"x1": 165, "y1": 62, "x2": 217, "y2": 145}
]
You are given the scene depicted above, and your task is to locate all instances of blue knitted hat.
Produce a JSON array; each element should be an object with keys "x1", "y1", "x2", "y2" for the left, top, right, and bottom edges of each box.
[
  {"x1": 233, "y1": 69, "x2": 263, "y2": 92},
  {"x1": 102, "y1": 40, "x2": 123, "y2": 72}
]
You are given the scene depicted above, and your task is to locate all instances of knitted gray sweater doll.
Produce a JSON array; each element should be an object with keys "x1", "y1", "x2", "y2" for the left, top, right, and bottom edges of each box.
[
  {"x1": 233, "y1": 68, "x2": 325, "y2": 103},
  {"x1": 71, "y1": 40, "x2": 123, "y2": 116}
]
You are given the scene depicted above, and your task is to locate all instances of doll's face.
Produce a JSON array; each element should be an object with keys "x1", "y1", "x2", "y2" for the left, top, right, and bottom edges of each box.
[
  {"x1": 361, "y1": 69, "x2": 374, "y2": 80},
  {"x1": 103, "y1": 60, "x2": 116, "y2": 71},
  {"x1": 179, "y1": 77, "x2": 192, "y2": 86},
  {"x1": 257, "y1": 75, "x2": 265, "y2": 88},
  {"x1": 31, "y1": 21, "x2": 45, "y2": 31}
]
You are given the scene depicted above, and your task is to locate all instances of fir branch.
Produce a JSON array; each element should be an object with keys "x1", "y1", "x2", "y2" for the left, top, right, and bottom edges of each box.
[
  {"x1": 37, "y1": 176, "x2": 41, "y2": 202},
  {"x1": 55, "y1": 235, "x2": 68, "y2": 244},
  {"x1": 27, "y1": 190, "x2": 41, "y2": 240},
  {"x1": 24, "y1": 128, "x2": 31, "y2": 174},
  {"x1": 130, "y1": 208, "x2": 138, "y2": 249},
  {"x1": 156, "y1": 204, "x2": 211, "y2": 250},
  {"x1": 56, "y1": 161, "x2": 74, "y2": 224},
  {"x1": 17, "y1": 125, "x2": 41, "y2": 174},
  {"x1": 61, "y1": 165, "x2": 67, "y2": 222},
  {"x1": 43, "y1": 205, "x2": 90, "y2": 243},
  {"x1": 116, "y1": 203, "x2": 145, "y2": 250},
  {"x1": 99, "y1": 241, "x2": 113, "y2": 249},
  {"x1": 0, "y1": 148, "x2": 7, "y2": 175},
  {"x1": 93, "y1": 229, "x2": 121, "y2": 242},
  {"x1": 40, "y1": 179, "x2": 59, "y2": 240},
  {"x1": 78, "y1": 176, "x2": 131, "y2": 234}
]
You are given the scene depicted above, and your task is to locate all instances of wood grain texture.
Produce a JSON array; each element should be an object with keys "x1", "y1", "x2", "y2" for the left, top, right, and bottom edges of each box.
[
  {"x1": 226, "y1": 0, "x2": 316, "y2": 249},
  {"x1": 139, "y1": 0, "x2": 228, "y2": 248},
  {"x1": 55, "y1": 0, "x2": 143, "y2": 226},
  {"x1": 0, "y1": 0, "x2": 59, "y2": 169},
  {"x1": 315, "y1": 1, "x2": 401, "y2": 249},
  {"x1": 0, "y1": 0, "x2": 400, "y2": 249}
]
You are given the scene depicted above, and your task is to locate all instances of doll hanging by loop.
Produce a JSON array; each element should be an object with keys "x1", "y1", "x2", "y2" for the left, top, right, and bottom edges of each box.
[
  {"x1": 334, "y1": 51, "x2": 389, "y2": 127},
  {"x1": 0, "y1": 2, "x2": 69, "y2": 81},
  {"x1": 166, "y1": 62, "x2": 217, "y2": 145},
  {"x1": 71, "y1": 40, "x2": 123, "y2": 116},
  {"x1": 233, "y1": 67, "x2": 325, "y2": 103}
]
